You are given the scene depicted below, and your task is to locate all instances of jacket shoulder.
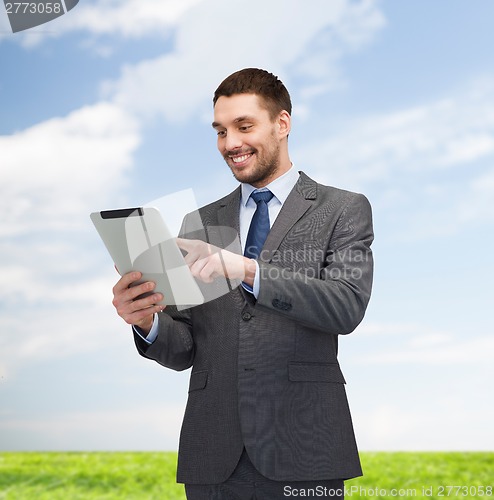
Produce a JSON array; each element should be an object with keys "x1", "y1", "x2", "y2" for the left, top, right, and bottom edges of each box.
[
  {"x1": 298, "y1": 171, "x2": 371, "y2": 207},
  {"x1": 198, "y1": 186, "x2": 240, "y2": 214}
]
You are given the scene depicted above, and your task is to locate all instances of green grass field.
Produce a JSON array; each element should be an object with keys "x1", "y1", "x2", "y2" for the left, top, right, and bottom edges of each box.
[{"x1": 0, "y1": 452, "x2": 492, "y2": 499}]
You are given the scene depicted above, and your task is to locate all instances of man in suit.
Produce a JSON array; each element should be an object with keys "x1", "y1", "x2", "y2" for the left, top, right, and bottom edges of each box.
[{"x1": 112, "y1": 68, "x2": 374, "y2": 499}]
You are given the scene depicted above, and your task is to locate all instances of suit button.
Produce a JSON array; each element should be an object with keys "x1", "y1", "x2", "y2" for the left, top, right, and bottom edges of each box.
[{"x1": 242, "y1": 311, "x2": 252, "y2": 321}]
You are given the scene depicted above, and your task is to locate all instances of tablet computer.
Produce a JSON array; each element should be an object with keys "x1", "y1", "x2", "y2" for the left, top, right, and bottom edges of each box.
[{"x1": 90, "y1": 207, "x2": 204, "y2": 307}]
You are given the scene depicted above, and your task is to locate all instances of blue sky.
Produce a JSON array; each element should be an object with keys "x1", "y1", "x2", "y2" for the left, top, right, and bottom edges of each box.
[{"x1": 1, "y1": 0, "x2": 493, "y2": 452}]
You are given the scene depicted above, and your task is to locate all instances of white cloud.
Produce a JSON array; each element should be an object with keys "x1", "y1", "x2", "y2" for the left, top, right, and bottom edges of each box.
[
  {"x1": 0, "y1": 102, "x2": 141, "y2": 374},
  {"x1": 291, "y1": 78, "x2": 494, "y2": 239},
  {"x1": 348, "y1": 322, "x2": 494, "y2": 366},
  {"x1": 4, "y1": 0, "x2": 203, "y2": 47},
  {"x1": 0, "y1": 262, "x2": 127, "y2": 373},
  {"x1": 5, "y1": 0, "x2": 385, "y2": 60},
  {"x1": 345, "y1": 322, "x2": 494, "y2": 450},
  {"x1": 63, "y1": 0, "x2": 203, "y2": 37},
  {"x1": 0, "y1": 101, "x2": 140, "y2": 236},
  {"x1": 364, "y1": 335, "x2": 494, "y2": 365},
  {"x1": 436, "y1": 133, "x2": 494, "y2": 166},
  {"x1": 456, "y1": 166, "x2": 494, "y2": 225},
  {"x1": 106, "y1": 0, "x2": 385, "y2": 122},
  {"x1": 296, "y1": 79, "x2": 494, "y2": 190},
  {"x1": 0, "y1": 261, "x2": 121, "y2": 346}
]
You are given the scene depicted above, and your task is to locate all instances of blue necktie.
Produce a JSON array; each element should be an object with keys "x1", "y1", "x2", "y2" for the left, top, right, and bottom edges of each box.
[{"x1": 244, "y1": 189, "x2": 274, "y2": 259}]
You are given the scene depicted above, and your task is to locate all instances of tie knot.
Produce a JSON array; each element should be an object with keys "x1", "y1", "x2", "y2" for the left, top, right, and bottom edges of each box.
[{"x1": 250, "y1": 189, "x2": 274, "y2": 205}]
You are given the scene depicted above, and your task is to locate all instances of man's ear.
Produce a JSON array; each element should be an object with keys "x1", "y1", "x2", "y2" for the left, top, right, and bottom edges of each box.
[{"x1": 277, "y1": 110, "x2": 291, "y2": 139}]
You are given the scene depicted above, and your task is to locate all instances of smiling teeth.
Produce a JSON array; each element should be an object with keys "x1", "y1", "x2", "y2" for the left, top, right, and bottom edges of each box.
[{"x1": 232, "y1": 154, "x2": 251, "y2": 163}]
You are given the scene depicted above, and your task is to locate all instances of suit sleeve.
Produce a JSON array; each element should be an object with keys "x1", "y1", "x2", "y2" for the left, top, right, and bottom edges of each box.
[
  {"x1": 256, "y1": 193, "x2": 374, "y2": 334},
  {"x1": 132, "y1": 211, "x2": 202, "y2": 371},
  {"x1": 133, "y1": 306, "x2": 195, "y2": 371}
]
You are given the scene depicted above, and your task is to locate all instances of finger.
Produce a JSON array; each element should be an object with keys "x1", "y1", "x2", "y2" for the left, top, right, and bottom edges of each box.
[
  {"x1": 189, "y1": 255, "x2": 208, "y2": 276},
  {"x1": 128, "y1": 292, "x2": 164, "y2": 313},
  {"x1": 113, "y1": 271, "x2": 142, "y2": 294},
  {"x1": 190, "y1": 258, "x2": 215, "y2": 283},
  {"x1": 183, "y1": 251, "x2": 200, "y2": 266},
  {"x1": 176, "y1": 238, "x2": 195, "y2": 252},
  {"x1": 199, "y1": 266, "x2": 215, "y2": 283},
  {"x1": 121, "y1": 303, "x2": 165, "y2": 326},
  {"x1": 120, "y1": 281, "x2": 158, "y2": 305},
  {"x1": 116, "y1": 289, "x2": 164, "y2": 321},
  {"x1": 177, "y1": 238, "x2": 212, "y2": 256},
  {"x1": 113, "y1": 280, "x2": 155, "y2": 313}
]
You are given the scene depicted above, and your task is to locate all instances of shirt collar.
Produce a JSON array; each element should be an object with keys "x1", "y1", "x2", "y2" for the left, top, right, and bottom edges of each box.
[{"x1": 241, "y1": 165, "x2": 299, "y2": 207}]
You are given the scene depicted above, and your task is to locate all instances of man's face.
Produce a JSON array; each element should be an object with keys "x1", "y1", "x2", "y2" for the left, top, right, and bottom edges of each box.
[{"x1": 213, "y1": 93, "x2": 284, "y2": 187}]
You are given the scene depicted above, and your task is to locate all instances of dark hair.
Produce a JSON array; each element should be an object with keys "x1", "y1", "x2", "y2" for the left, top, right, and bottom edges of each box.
[{"x1": 213, "y1": 68, "x2": 292, "y2": 120}]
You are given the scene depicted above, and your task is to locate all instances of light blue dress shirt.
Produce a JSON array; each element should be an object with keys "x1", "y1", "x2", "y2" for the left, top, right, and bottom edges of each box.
[{"x1": 136, "y1": 166, "x2": 300, "y2": 344}]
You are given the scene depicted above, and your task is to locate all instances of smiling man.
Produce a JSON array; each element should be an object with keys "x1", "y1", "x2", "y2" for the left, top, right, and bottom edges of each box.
[
  {"x1": 111, "y1": 68, "x2": 374, "y2": 499},
  {"x1": 212, "y1": 82, "x2": 290, "y2": 188}
]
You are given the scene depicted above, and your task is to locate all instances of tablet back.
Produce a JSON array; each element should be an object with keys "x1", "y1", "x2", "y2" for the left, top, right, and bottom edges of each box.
[{"x1": 90, "y1": 207, "x2": 204, "y2": 307}]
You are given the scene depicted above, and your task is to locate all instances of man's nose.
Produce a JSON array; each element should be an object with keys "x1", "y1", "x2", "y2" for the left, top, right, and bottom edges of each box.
[{"x1": 224, "y1": 131, "x2": 242, "y2": 152}]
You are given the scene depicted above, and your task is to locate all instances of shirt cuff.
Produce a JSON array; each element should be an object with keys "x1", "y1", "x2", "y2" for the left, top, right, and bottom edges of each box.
[
  {"x1": 241, "y1": 260, "x2": 260, "y2": 298},
  {"x1": 132, "y1": 314, "x2": 159, "y2": 344}
]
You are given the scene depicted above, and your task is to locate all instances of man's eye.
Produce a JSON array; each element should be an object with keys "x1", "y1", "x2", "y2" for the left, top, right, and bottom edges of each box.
[
  {"x1": 240, "y1": 125, "x2": 252, "y2": 132},
  {"x1": 217, "y1": 130, "x2": 226, "y2": 137}
]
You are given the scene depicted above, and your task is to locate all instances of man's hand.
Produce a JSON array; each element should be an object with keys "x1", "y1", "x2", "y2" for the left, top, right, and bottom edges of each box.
[
  {"x1": 176, "y1": 238, "x2": 256, "y2": 287},
  {"x1": 112, "y1": 271, "x2": 165, "y2": 335}
]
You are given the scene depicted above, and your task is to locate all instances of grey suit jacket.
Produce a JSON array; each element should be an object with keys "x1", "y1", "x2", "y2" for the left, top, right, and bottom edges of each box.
[{"x1": 134, "y1": 171, "x2": 374, "y2": 484}]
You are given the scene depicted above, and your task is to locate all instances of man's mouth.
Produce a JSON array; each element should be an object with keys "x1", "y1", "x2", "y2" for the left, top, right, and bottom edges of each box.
[
  {"x1": 228, "y1": 152, "x2": 254, "y2": 165},
  {"x1": 231, "y1": 153, "x2": 252, "y2": 163}
]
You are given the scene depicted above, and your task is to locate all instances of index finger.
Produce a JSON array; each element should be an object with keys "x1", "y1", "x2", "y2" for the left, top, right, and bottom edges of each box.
[
  {"x1": 113, "y1": 271, "x2": 142, "y2": 293},
  {"x1": 176, "y1": 237, "x2": 196, "y2": 252}
]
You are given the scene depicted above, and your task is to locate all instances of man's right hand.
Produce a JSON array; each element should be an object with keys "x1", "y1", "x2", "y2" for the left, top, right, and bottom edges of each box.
[{"x1": 112, "y1": 271, "x2": 165, "y2": 335}]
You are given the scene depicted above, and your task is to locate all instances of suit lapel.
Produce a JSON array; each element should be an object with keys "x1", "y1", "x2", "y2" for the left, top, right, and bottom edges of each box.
[
  {"x1": 216, "y1": 187, "x2": 241, "y2": 233},
  {"x1": 260, "y1": 171, "x2": 316, "y2": 263}
]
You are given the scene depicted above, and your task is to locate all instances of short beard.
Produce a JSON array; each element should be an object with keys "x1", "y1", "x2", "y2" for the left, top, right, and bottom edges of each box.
[
  {"x1": 226, "y1": 138, "x2": 281, "y2": 187},
  {"x1": 229, "y1": 157, "x2": 280, "y2": 187}
]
